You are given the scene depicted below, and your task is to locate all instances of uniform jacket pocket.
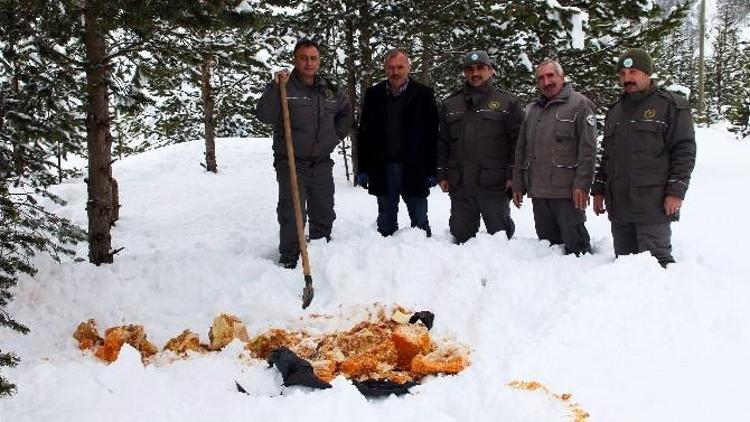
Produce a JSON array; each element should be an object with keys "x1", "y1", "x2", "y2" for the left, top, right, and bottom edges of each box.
[
  {"x1": 631, "y1": 120, "x2": 665, "y2": 155},
  {"x1": 478, "y1": 160, "x2": 507, "y2": 189}
]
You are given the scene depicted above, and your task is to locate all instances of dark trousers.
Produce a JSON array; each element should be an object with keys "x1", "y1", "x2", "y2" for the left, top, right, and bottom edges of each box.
[
  {"x1": 449, "y1": 192, "x2": 514, "y2": 244},
  {"x1": 376, "y1": 161, "x2": 430, "y2": 236},
  {"x1": 532, "y1": 198, "x2": 591, "y2": 255},
  {"x1": 275, "y1": 158, "x2": 335, "y2": 260},
  {"x1": 611, "y1": 221, "x2": 674, "y2": 266}
]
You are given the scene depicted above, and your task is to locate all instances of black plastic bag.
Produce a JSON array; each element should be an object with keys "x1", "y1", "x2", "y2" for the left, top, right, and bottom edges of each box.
[
  {"x1": 409, "y1": 311, "x2": 435, "y2": 330},
  {"x1": 352, "y1": 379, "x2": 419, "y2": 397},
  {"x1": 267, "y1": 347, "x2": 332, "y2": 389}
]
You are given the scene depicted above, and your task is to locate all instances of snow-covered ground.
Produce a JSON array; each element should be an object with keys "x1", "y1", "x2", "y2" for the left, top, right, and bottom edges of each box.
[{"x1": 2, "y1": 125, "x2": 749, "y2": 421}]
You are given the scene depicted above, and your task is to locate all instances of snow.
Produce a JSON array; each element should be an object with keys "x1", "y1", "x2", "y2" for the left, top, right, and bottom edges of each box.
[
  {"x1": 569, "y1": 10, "x2": 587, "y2": 50},
  {"x1": 518, "y1": 53, "x2": 533, "y2": 72},
  {"x1": 666, "y1": 84, "x2": 691, "y2": 99},
  {"x1": 2, "y1": 126, "x2": 750, "y2": 421},
  {"x1": 234, "y1": 0, "x2": 254, "y2": 14}
]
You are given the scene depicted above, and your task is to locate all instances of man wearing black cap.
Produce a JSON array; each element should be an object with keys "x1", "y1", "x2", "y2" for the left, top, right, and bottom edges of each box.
[
  {"x1": 356, "y1": 48, "x2": 439, "y2": 237},
  {"x1": 592, "y1": 48, "x2": 696, "y2": 267},
  {"x1": 437, "y1": 50, "x2": 523, "y2": 244}
]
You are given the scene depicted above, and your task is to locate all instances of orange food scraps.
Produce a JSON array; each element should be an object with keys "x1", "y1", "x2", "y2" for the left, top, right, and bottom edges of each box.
[
  {"x1": 164, "y1": 329, "x2": 204, "y2": 355},
  {"x1": 93, "y1": 325, "x2": 158, "y2": 363},
  {"x1": 74, "y1": 306, "x2": 470, "y2": 383},
  {"x1": 208, "y1": 313, "x2": 250, "y2": 351},
  {"x1": 507, "y1": 380, "x2": 590, "y2": 422},
  {"x1": 73, "y1": 319, "x2": 103, "y2": 351}
]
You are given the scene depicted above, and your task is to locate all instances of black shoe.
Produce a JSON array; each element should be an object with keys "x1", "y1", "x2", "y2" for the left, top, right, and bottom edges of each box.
[
  {"x1": 278, "y1": 256, "x2": 298, "y2": 269},
  {"x1": 411, "y1": 222, "x2": 432, "y2": 238},
  {"x1": 503, "y1": 216, "x2": 515, "y2": 240},
  {"x1": 564, "y1": 245, "x2": 592, "y2": 256}
]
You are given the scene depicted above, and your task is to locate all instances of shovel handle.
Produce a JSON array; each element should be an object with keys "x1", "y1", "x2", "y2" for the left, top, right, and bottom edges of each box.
[{"x1": 279, "y1": 80, "x2": 313, "y2": 279}]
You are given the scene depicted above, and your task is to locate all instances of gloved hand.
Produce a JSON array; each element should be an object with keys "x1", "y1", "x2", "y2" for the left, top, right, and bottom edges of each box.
[
  {"x1": 355, "y1": 173, "x2": 369, "y2": 189},
  {"x1": 425, "y1": 176, "x2": 438, "y2": 188}
]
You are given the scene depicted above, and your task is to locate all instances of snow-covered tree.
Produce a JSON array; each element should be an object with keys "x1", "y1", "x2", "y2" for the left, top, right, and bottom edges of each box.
[
  {"x1": 0, "y1": 3, "x2": 86, "y2": 396},
  {"x1": 127, "y1": 2, "x2": 268, "y2": 172}
]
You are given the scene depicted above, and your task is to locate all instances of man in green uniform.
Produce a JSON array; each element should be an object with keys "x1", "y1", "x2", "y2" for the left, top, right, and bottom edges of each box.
[
  {"x1": 437, "y1": 51, "x2": 523, "y2": 243},
  {"x1": 592, "y1": 48, "x2": 696, "y2": 267}
]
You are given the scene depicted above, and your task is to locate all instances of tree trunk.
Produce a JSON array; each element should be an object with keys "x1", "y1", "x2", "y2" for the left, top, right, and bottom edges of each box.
[
  {"x1": 0, "y1": 100, "x2": 7, "y2": 182},
  {"x1": 110, "y1": 175, "x2": 120, "y2": 225},
  {"x1": 83, "y1": 6, "x2": 114, "y2": 265},
  {"x1": 354, "y1": 0, "x2": 374, "y2": 177},
  {"x1": 419, "y1": 33, "x2": 431, "y2": 86},
  {"x1": 11, "y1": 71, "x2": 24, "y2": 177},
  {"x1": 697, "y1": 0, "x2": 706, "y2": 117},
  {"x1": 57, "y1": 141, "x2": 63, "y2": 184},
  {"x1": 201, "y1": 52, "x2": 217, "y2": 173},
  {"x1": 358, "y1": 0, "x2": 373, "y2": 91},
  {"x1": 344, "y1": 9, "x2": 358, "y2": 178}
]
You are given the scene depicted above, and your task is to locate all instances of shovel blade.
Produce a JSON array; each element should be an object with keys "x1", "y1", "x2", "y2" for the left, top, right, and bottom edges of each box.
[{"x1": 301, "y1": 275, "x2": 314, "y2": 309}]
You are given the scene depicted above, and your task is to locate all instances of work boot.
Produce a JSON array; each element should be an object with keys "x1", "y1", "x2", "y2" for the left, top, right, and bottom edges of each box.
[
  {"x1": 411, "y1": 222, "x2": 432, "y2": 238},
  {"x1": 278, "y1": 255, "x2": 298, "y2": 269},
  {"x1": 503, "y1": 216, "x2": 515, "y2": 240}
]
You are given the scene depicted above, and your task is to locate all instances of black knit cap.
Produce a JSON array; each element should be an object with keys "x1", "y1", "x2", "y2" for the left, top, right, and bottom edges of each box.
[{"x1": 617, "y1": 48, "x2": 654, "y2": 75}]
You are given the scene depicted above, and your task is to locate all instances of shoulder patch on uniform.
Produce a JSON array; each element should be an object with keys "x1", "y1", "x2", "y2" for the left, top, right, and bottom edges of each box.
[{"x1": 586, "y1": 114, "x2": 596, "y2": 126}]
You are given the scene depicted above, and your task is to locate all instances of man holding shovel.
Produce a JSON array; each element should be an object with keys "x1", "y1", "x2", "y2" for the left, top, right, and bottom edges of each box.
[{"x1": 256, "y1": 39, "x2": 351, "y2": 269}]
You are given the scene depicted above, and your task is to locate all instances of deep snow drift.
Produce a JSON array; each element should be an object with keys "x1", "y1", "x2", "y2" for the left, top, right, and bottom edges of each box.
[{"x1": 2, "y1": 125, "x2": 749, "y2": 422}]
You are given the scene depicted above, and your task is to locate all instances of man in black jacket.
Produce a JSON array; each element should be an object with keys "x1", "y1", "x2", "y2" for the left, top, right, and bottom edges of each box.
[
  {"x1": 356, "y1": 49, "x2": 439, "y2": 237},
  {"x1": 255, "y1": 39, "x2": 351, "y2": 268}
]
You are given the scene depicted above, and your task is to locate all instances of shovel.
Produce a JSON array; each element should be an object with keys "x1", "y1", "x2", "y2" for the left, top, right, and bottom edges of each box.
[{"x1": 279, "y1": 77, "x2": 314, "y2": 309}]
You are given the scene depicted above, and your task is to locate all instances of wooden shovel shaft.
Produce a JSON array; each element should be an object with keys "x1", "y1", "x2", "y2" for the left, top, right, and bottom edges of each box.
[{"x1": 279, "y1": 79, "x2": 311, "y2": 278}]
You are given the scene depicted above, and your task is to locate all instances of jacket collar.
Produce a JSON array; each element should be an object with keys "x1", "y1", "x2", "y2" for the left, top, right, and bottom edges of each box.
[
  {"x1": 536, "y1": 82, "x2": 572, "y2": 107},
  {"x1": 290, "y1": 69, "x2": 326, "y2": 90},
  {"x1": 621, "y1": 82, "x2": 657, "y2": 108}
]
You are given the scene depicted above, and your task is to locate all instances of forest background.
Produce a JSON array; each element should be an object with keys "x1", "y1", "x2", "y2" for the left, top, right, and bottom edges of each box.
[{"x1": 1, "y1": 0, "x2": 749, "y2": 396}]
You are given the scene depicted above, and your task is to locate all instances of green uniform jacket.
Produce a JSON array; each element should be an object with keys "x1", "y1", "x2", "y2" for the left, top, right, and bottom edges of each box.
[
  {"x1": 591, "y1": 85, "x2": 696, "y2": 224},
  {"x1": 437, "y1": 81, "x2": 523, "y2": 195},
  {"x1": 512, "y1": 84, "x2": 597, "y2": 199}
]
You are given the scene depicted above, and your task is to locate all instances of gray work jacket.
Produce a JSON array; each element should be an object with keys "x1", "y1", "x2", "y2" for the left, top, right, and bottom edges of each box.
[
  {"x1": 512, "y1": 84, "x2": 597, "y2": 199},
  {"x1": 255, "y1": 70, "x2": 351, "y2": 162}
]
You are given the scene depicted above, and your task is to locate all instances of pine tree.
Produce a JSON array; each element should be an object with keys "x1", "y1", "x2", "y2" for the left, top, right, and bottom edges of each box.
[
  {"x1": 726, "y1": 40, "x2": 750, "y2": 139},
  {"x1": 128, "y1": 2, "x2": 268, "y2": 172},
  {"x1": 20, "y1": 0, "x2": 221, "y2": 264},
  {"x1": 0, "y1": 2, "x2": 87, "y2": 395},
  {"x1": 708, "y1": 0, "x2": 750, "y2": 124}
]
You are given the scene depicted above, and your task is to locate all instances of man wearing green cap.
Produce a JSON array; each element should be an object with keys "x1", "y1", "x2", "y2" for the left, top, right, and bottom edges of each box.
[
  {"x1": 437, "y1": 50, "x2": 523, "y2": 243},
  {"x1": 591, "y1": 48, "x2": 696, "y2": 267}
]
